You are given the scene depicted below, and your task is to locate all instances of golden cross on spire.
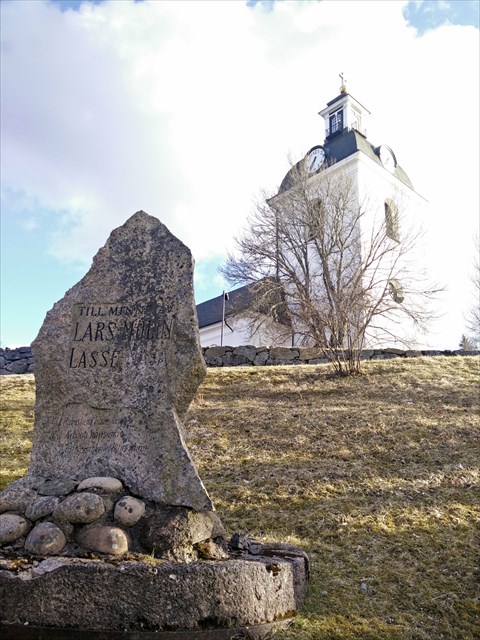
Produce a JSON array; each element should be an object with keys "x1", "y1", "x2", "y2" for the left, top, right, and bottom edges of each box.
[{"x1": 339, "y1": 72, "x2": 347, "y2": 93}]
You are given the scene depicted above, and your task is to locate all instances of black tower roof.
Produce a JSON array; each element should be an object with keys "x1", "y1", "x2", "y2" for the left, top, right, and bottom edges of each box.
[{"x1": 277, "y1": 129, "x2": 413, "y2": 195}]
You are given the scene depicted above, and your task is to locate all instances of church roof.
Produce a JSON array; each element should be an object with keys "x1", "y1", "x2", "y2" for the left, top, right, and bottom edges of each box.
[
  {"x1": 277, "y1": 129, "x2": 414, "y2": 194},
  {"x1": 325, "y1": 92, "x2": 370, "y2": 113},
  {"x1": 196, "y1": 282, "x2": 259, "y2": 328},
  {"x1": 196, "y1": 279, "x2": 290, "y2": 329}
]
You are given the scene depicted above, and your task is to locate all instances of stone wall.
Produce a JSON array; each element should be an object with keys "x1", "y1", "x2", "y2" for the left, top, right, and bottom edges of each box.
[
  {"x1": 1, "y1": 345, "x2": 479, "y2": 375},
  {"x1": 0, "y1": 347, "x2": 35, "y2": 375},
  {"x1": 202, "y1": 345, "x2": 480, "y2": 366}
]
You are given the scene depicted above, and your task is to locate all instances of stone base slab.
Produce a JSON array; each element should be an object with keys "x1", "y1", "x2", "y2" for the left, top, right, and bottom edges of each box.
[
  {"x1": 0, "y1": 547, "x2": 308, "y2": 635},
  {"x1": 0, "y1": 621, "x2": 292, "y2": 640}
]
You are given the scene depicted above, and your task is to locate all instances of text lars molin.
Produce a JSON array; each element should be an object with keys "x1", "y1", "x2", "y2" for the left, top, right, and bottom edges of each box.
[{"x1": 68, "y1": 304, "x2": 174, "y2": 369}]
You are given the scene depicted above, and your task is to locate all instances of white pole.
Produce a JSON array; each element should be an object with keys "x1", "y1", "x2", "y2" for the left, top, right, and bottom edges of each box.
[{"x1": 221, "y1": 291, "x2": 226, "y2": 346}]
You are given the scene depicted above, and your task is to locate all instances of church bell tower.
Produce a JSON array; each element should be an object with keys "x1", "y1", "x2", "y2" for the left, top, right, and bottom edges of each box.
[{"x1": 318, "y1": 74, "x2": 370, "y2": 140}]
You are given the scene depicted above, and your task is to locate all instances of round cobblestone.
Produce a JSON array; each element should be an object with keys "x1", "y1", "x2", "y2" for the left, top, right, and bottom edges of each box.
[
  {"x1": 0, "y1": 513, "x2": 31, "y2": 543},
  {"x1": 53, "y1": 492, "x2": 105, "y2": 523},
  {"x1": 77, "y1": 526, "x2": 129, "y2": 555},
  {"x1": 114, "y1": 496, "x2": 145, "y2": 526},
  {"x1": 25, "y1": 522, "x2": 67, "y2": 555}
]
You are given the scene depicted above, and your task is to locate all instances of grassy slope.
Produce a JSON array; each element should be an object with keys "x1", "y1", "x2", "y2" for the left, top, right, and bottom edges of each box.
[
  {"x1": 0, "y1": 374, "x2": 35, "y2": 489},
  {"x1": 1, "y1": 357, "x2": 479, "y2": 639}
]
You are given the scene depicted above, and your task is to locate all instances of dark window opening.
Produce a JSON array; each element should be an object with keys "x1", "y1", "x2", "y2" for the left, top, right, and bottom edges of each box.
[{"x1": 329, "y1": 109, "x2": 343, "y2": 135}]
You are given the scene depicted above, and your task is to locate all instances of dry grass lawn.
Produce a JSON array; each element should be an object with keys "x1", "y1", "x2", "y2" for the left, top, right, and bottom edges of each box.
[
  {"x1": 1, "y1": 357, "x2": 479, "y2": 639},
  {"x1": 0, "y1": 374, "x2": 35, "y2": 490}
]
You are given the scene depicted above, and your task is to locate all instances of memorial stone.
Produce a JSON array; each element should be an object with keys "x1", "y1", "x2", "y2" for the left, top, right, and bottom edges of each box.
[{"x1": 30, "y1": 210, "x2": 210, "y2": 511}]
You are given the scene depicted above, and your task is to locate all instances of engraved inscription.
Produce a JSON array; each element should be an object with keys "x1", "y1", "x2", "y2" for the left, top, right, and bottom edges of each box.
[
  {"x1": 58, "y1": 404, "x2": 150, "y2": 456},
  {"x1": 69, "y1": 348, "x2": 120, "y2": 369},
  {"x1": 68, "y1": 303, "x2": 175, "y2": 369}
]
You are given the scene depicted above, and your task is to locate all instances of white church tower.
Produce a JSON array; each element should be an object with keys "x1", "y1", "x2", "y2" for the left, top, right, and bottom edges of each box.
[{"x1": 268, "y1": 76, "x2": 429, "y2": 348}]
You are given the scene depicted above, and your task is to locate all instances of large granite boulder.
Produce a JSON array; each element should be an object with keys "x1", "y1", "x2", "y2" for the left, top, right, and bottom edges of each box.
[{"x1": 29, "y1": 210, "x2": 210, "y2": 511}]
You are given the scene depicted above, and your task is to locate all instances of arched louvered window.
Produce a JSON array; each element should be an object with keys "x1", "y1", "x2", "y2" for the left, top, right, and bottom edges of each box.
[
  {"x1": 389, "y1": 279, "x2": 404, "y2": 304},
  {"x1": 385, "y1": 198, "x2": 400, "y2": 242}
]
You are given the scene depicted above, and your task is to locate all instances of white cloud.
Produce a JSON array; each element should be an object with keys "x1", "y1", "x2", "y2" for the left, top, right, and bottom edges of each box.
[{"x1": 1, "y1": 0, "x2": 479, "y2": 346}]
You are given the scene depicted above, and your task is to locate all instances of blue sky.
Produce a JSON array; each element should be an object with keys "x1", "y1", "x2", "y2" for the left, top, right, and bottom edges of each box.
[
  {"x1": 404, "y1": 0, "x2": 479, "y2": 32},
  {"x1": 49, "y1": 0, "x2": 480, "y2": 29},
  {"x1": 1, "y1": 0, "x2": 479, "y2": 347}
]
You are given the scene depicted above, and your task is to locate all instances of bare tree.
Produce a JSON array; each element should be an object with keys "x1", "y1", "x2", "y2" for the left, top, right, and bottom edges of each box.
[
  {"x1": 221, "y1": 161, "x2": 438, "y2": 374},
  {"x1": 465, "y1": 235, "x2": 480, "y2": 347},
  {"x1": 459, "y1": 334, "x2": 476, "y2": 351}
]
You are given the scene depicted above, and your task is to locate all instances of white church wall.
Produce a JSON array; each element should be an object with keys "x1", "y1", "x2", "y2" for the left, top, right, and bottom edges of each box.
[
  {"x1": 354, "y1": 156, "x2": 432, "y2": 348},
  {"x1": 286, "y1": 157, "x2": 364, "y2": 346},
  {"x1": 199, "y1": 321, "x2": 250, "y2": 348},
  {"x1": 199, "y1": 314, "x2": 293, "y2": 348}
]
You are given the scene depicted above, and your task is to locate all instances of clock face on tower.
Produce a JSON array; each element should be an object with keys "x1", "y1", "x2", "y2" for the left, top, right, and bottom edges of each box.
[
  {"x1": 378, "y1": 145, "x2": 397, "y2": 173},
  {"x1": 306, "y1": 146, "x2": 325, "y2": 173}
]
